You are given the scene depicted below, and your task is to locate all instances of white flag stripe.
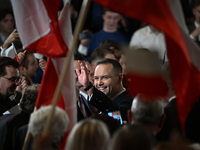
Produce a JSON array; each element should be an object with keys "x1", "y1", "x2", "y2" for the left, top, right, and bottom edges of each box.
[
  {"x1": 1, "y1": 43, "x2": 16, "y2": 59},
  {"x1": 52, "y1": 2, "x2": 77, "y2": 132},
  {"x1": 11, "y1": 0, "x2": 51, "y2": 49}
]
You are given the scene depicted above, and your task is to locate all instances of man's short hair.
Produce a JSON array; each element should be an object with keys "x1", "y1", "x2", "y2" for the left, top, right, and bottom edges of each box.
[
  {"x1": 103, "y1": 8, "x2": 118, "y2": 14},
  {"x1": 74, "y1": 53, "x2": 86, "y2": 61},
  {"x1": 0, "y1": 57, "x2": 20, "y2": 77},
  {"x1": 19, "y1": 84, "x2": 40, "y2": 113},
  {"x1": 96, "y1": 59, "x2": 122, "y2": 75},
  {"x1": 89, "y1": 48, "x2": 114, "y2": 66},
  {"x1": 99, "y1": 40, "x2": 122, "y2": 52},
  {"x1": 28, "y1": 105, "x2": 69, "y2": 145},
  {"x1": 131, "y1": 95, "x2": 164, "y2": 126},
  {"x1": 21, "y1": 51, "x2": 34, "y2": 69}
]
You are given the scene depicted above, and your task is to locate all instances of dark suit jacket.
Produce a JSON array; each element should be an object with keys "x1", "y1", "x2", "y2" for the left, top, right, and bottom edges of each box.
[
  {"x1": 89, "y1": 87, "x2": 133, "y2": 121},
  {"x1": 77, "y1": 94, "x2": 96, "y2": 121},
  {"x1": 0, "y1": 111, "x2": 30, "y2": 150},
  {"x1": 0, "y1": 94, "x2": 19, "y2": 116},
  {"x1": 113, "y1": 91, "x2": 133, "y2": 111},
  {"x1": 156, "y1": 98, "x2": 182, "y2": 142}
]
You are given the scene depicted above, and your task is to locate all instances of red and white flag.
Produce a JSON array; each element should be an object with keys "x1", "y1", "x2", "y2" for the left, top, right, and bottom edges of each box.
[
  {"x1": 1, "y1": 43, "x2": 21, "y2": 64},
  {"x1": 11, "y1": 0, "x2": 67, "y2": 57},
  {"x1": 11, "y1": 0, "x2": 76, "y2": 149},
  {"x1": 93, "y1": 0, "x2": 200, "y2": 133}
]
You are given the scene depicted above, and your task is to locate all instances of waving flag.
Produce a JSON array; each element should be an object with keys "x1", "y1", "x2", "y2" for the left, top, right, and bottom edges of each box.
[
  {"x1": 11, "y1": 0, "x2": 67, "y2": 57},
  {"x1": 11, "y1": 1, "x2": 76, "y2": 149},
  {"x1": 1, "y1": 43, "x2": 21, "y2": 64},
  {"x1": 93, "y1": 0, "x2": 200, "y2": 132}
]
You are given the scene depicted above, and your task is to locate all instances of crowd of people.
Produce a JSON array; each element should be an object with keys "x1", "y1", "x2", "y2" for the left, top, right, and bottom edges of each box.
[{"x1": 0, "y1": 0, "x2": 200, "y2": 150}]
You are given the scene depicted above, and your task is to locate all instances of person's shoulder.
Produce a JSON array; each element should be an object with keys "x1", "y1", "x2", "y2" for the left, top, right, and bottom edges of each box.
[{"x1": 134, "y1": 26, "x2": 149, "y2": 35}]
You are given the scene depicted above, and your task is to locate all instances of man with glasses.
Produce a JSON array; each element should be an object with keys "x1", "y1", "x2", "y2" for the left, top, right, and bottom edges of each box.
[{"x1": 0, "y1": 57, "x2": 26, "y2": 115}]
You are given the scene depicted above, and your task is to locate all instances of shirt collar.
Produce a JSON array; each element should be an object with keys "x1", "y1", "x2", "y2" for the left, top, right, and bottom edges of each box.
[{"x1": 194, "y1": 21, "x2": 199, "y2": 28}]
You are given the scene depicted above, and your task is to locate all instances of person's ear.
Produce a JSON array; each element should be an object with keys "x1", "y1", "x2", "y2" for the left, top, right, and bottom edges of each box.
[
  {"x1": 118, "y1": 73, "x2": 123, "y2": 82},
  {"x1": 20, "y1": 66, "x2": 26, "y2": 73}
]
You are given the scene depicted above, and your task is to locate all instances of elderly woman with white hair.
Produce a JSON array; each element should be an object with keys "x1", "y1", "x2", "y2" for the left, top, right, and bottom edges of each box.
[{"x1": 28, "y1": 105, "x2": 69, "y2": 150}]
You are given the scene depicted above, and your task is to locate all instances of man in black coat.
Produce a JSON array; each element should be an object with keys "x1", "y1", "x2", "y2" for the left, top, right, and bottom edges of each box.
[
  {"x1": 0, "y1": 57, "x2": 26, "y2": 115},
  {"x1": 0, "y1": 84, "x2": 40, "y2": 150},
  {"x1": 76, "y1": 58, "x2": 133, "y2": 121}
]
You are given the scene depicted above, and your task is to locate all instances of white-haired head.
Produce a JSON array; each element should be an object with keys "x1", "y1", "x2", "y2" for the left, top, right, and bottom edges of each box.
[
  {"x1": 28, "y1": 105, "x2": 69, "y2": 145},
  {"x1": 131, "y1": 95, "x2": 164, "y2": 126}
]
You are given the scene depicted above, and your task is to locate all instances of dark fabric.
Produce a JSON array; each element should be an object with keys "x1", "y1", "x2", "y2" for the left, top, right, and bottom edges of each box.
[
  {"x1": 0, "y1": 93, "x2": 18, "y2": 115},
  {"x1": 0, "y1": 111, "x2": 30, "y2": 150},
  {"x1": 77, "y1": 94, "x2": 95, "y2": 121},
  {"x1": 89, "y1": 87, "x2": 133, "y2": 121},
  {"x1": 113, "y1": 91, "x2": 133, "y2": 111},
  {"x1": 14, "y1": 124, "x2": 32, "y2": 150},
  {"x1": 185, "y1": 98, "x2": 200, "y2": 143},
  {"x1": 156, "y1": 98, "x2": 182, "y2": 142}
]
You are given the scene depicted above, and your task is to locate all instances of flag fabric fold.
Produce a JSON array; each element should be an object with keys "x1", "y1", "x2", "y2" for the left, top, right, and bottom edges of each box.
[
  {"x1": 11, "y1": 0, "x2": 68, "y2": 57},
  {"x1": 1, "y1": 43, "x2": 21, "y2": 64},
  {"x1": 11, "y1": 1, "x2": 76, "y2": 149},
  {"x1": 93, "y1": 0, "x2": 200, "y2": 132}
]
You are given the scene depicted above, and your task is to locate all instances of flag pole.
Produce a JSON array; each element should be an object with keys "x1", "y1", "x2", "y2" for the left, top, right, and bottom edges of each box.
[
  {"x1": 22, "y1": 1, "x2": 91, "y2": 149},
  {"x1": 43, "y1": 0, "x2": 92, "y2": 134}
]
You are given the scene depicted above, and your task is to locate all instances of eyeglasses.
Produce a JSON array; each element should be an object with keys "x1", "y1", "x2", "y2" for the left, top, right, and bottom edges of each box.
[{"x1": 1, "y1": 76, "x2": 22, "y2": 84}]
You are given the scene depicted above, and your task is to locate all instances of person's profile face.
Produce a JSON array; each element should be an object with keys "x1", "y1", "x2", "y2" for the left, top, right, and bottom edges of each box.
[
  {"x1": 0, "y1": 66, "x2": 20, "y2": 97},
  {"x1": 25, "y1": 54, "x2": 39, "y2": 79}
]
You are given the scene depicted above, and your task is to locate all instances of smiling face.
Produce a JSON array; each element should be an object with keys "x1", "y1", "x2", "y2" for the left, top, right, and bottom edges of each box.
[
  {"x1": 94, "y1": 63, "x2": 123, "y2": 98},
  {"x1": 0, "y1": 66, "x2": 20, "y2": 96}
]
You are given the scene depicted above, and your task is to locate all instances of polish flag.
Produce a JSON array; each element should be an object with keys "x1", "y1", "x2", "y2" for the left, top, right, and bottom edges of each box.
[
  {"x1": 11, "y1": 0, "x2": 67, "y2": 57},
  {"x1": 35, "y1": 3, "x2": 76, "y2": 149},
  {"x1": 93, "y1": 0, "x2": 200, "y2": 133},
  {"x1": 11, "y1": 0, "x2": 76, "y2": 149},
  {"x1": 1, "y1": 43, "x2": 21, "y2": 64}
]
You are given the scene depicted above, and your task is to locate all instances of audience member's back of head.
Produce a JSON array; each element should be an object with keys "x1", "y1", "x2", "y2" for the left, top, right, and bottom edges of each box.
[
  {"x1": 89, "y1": 47, "x2": 115, "y2": 67},
  {"x1": 131, "y1": 95, "x2": 164, "y2": 126},
  {"x1": 130, "y1": 94, "x2": 165, "y2": 136},
  {"x1": 19, "y1": 84, "x2": 40, "y2": 114},
  {"x1": 74, "y1": 53, "x2": 86, "y2": 61},
  {"x1": 110, "y1": 124, "x2": 153, "y2": 150},
  {"x1": 90, "y1": 113, "x2": 121, "y2": 136},
  {"x1": 99, "y1": 39, "x2": 122, "y2": 51},
  {"x1": 99, "y1": 40, "x2": 122, "y2": 61},
  {"x1": 65, "y1": 119, "x2": 110, "y2": 150},
  {"x1": 28, "y1": 105, "x2": 69, "y2": 146}
]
